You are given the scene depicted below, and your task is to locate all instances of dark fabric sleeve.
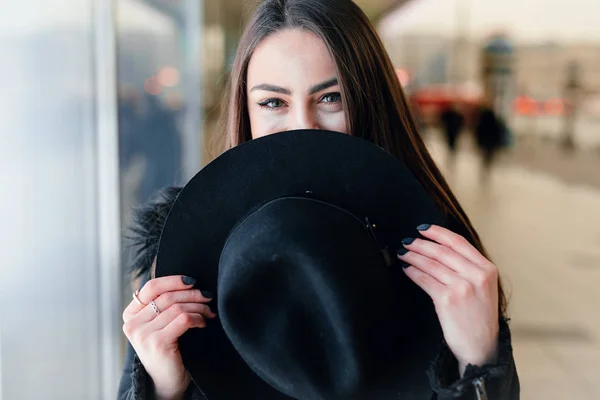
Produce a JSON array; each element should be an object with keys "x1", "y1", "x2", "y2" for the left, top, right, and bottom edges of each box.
[
  {"x1": 117, "y1": 340, "x2": 208, "y2": 400},
  {"x1": 117, "y1": 342, "x2": 152, "y2": 400},
  {"x1": 428, "y1": 317, "x2": 520, "y2": 399}
]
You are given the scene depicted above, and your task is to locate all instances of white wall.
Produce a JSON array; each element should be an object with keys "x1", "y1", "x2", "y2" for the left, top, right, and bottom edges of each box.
[{"x1": 0, "y1": 0, "x2": 121, "y2": 398}]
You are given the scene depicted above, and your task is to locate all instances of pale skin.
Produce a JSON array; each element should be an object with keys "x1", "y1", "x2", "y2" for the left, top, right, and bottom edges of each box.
[
  {"x1": 246, "y1": 29, "x2": 348, "y2": 137},
  {"x1": 122, "y1": 28, "x2": 499, "y2": 399},
  {"x1": 122, "y1": 269, "x2": 217, "y2": 400}
]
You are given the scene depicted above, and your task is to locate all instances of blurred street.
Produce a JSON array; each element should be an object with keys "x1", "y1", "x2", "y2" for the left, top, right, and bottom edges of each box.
[
  {"x1": 3, "y1": 0, "x2": 600, "y2": 397},
  {"x1": 426, "y1": 135, "x2": 600, "y2": 400}
]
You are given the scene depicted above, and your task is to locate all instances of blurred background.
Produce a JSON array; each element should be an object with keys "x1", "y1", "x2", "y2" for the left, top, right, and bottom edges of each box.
[{"x1": 1, "y1": 0, "x2": 599, "y2": 399}]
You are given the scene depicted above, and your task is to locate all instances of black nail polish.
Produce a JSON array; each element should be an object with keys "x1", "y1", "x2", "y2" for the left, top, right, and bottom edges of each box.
[
  {"x1": 400, "y1": 261, "x2": 411, "y2": 269},
  {"x1": 417, "y1": 224, "x2": 431, "y2": 232},
  {"x1": 397, "y1": 247, "x2": 409, "y2": 256},
  {"x1": 182, "y1": 276, "x2": 196, "y2": 286},
  {"x1": 402, "y1": 237, "x2": 415, "y2": 246},
  {"x1": 200, "y1": 290, "x2": 214, "y2": 299}
]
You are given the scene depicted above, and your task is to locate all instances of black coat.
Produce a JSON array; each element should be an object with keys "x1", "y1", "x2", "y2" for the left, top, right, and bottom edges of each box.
[
  {"x1": 118, "y1": 319, "x2": 519, "y2": 399},
  {"x1": 117, "y1": 191, "x2": 520, "y2": 400}
]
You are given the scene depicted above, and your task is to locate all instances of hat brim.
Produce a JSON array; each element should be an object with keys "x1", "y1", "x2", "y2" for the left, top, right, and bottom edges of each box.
[
  {"x1": 157, "y1": 129, "x2": 445, "y2": 290},
  {"x1": 155, "y1": 129, "x2": 446, "y2": 398}
]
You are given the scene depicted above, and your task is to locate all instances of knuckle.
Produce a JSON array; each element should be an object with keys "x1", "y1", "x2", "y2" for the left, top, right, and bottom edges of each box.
[
  {"x1": 449, "y1": 235, "x2": 467, "y2": 249},
  {"x1": 477, "y1": 267, "x2": 497, "y2": 287},
  {"x1": 122, "y1": 322, "x2": 133, "y2": 338},
  {"x1": 424, "y1": 258, "x2": 441, "y2": 272},
  {"x1": 196, "y1": 304, "x2": 207, "y2": 314},
  {"x1": 414, "y1": 271, "x2": 431, "y2": 288},
  {"x1": 159, "y1": 291, "x2": 175, "y2": 305},
  {"x1": 428, "y1": 245, "x2": 442, "y2": 260},
  {"x1": 435, "y1": 247, "x2": 451, "y2": 261},
  {"x1": 455, "y1": 281, "x2": 474, "y2": 298},
  {"x1": 475, "y1": 272, "x2": 490, "y2": 287},
  {"x1": 487, "y1": 264, "x2": 499, "y2": 278},
  {"x1": 178, "y1": 313, "x2": 193, "y2": 325},
  {"x1": 143, "y1": 279, "x2": 158, "y2": 295},
  {"x1": 171, "y1": 304, "x2": 185, "y2": 315},
  {"x1": 441, "y1": 281, "x2": 473, "y2": 305}
]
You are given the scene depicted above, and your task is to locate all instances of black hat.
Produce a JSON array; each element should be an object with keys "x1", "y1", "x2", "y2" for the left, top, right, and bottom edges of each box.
[{"x1": 156, "y1": 129, "x2": 445, "y2": 399}]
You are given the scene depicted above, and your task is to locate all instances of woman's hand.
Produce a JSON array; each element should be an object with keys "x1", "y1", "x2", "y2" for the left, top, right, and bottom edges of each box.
[
  {"x1": 397, "y1": 224, "x2": 499, "y2": 376},
  {"x1": 122, "y1": 275, "x2": 217, "y2": 400}
]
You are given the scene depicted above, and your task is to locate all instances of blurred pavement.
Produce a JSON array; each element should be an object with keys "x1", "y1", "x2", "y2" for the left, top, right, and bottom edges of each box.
[{"x1": 427, "y1": 135, "x2": 600, "y2": 400}]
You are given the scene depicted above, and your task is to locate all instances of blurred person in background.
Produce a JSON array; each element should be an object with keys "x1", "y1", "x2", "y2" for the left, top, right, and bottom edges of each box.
[
  {"x1": 439, "y1": 101, "x2": 466, "y2": 171},
  {"x1": 118, "y1": 86, "x2": 143, "y2": 175},
  {"x1": 118, "y1": 89, "x2": 183, "y2": 206},
  {"x1": 118, "y1": 0, "x2": 519, "y2": 399},
  {"x1": 137, "y1": 94, "x2": 183, "y2": 203},
  {"x1": 561, "y1": 60, "x2": 582, "y2": 151},
  {"x1": 474, "y1": 99, "x2": 506, "y2": 181}
]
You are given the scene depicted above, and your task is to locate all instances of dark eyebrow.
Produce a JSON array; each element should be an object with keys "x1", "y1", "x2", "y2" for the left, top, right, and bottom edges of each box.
[
  {"x1": 250, "y1": 84, "x2": 291, "y2": 95},
  {"x1": 249, "y1": 78, "x2": 339, "y2": 96},
  {"x1": 309, "y1": 78, "x2": 339, "y2": 95}
]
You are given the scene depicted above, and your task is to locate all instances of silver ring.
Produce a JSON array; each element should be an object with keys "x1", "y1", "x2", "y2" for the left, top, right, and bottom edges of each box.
[
  {"x1": 132, "y1": 290, "x2": 145, "y2": 306},
  {"x1": 149, "y1": 300, "x2": 161, "y2": 316}
]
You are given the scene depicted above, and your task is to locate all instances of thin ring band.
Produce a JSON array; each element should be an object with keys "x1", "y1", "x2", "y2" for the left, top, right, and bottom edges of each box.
[
  {"x1": 149, "y1": 300, "x2": 161, "y2": 316},
  {"x1": 132, "y1": 290, "x2": 145, "y2": 306}
]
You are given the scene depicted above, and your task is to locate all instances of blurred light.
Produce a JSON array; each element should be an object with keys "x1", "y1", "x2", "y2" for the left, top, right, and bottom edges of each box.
[
  {"x1": 514, "y1": 95, "x2": 539, "y2": 116},
  {"x1": 395, "y1": 68, "x2": 410, "y2": 87},
  {"x1": 144, "y1": 76, "x2": 162, "y2": 95},
  {"x1": 158, "y1": 67, "x2": 180, "y2": 87},
  {"x1": 544, "y1": 97, "x2": 565, "y2": 115}
]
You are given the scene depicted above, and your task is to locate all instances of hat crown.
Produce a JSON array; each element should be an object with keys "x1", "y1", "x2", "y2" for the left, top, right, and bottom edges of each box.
[
  {"x1": 218, "y1": 197, "x2": 401, "y2": 399},
  {"x1": 156, "y1": 129, "x2": 445, "y2": 399}
]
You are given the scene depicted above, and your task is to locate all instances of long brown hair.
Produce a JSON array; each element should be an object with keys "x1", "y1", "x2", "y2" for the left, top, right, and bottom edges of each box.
[{"x1": 215, "y1": 0, "x2": 507, "y2": 316}]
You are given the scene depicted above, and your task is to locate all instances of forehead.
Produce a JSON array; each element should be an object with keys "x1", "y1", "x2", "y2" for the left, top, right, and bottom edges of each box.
[{"x1": 247, "y1": 29, "x2": 338, "y2": 86}]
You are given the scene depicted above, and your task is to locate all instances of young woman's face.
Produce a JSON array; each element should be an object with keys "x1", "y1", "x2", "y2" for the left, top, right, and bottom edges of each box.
[{"x1": 247, "y1": 29, "x2": 348, "y2": 139}]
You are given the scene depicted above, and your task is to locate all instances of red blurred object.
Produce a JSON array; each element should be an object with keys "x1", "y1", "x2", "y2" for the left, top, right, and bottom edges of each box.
[
  {"x1": 408, "y1": 83, "x2": 483, "y2": 125},
  {"x1": 543, "y1": 97, "x2": 565, "y2": 116},
  {"x1": 513, "y1": 95, "x2": 540, "y2": 116},
  {"x1": 512, "y1": 96, "x2": 569, "y2": 116}
]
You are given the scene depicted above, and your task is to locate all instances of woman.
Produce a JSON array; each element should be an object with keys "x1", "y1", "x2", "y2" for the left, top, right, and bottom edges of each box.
[{"x1": 118, "y1": 0, "x2": 519, "y2": 399}]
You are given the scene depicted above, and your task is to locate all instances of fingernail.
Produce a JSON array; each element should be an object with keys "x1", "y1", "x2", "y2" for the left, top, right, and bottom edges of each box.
[
  {"x1": 200, "y1": 290, "x2": 214, "y2": 299},
  {"x1": 400, "y1": 261, "x2": 411, "y2": 269},
  {"x1": 397, "y1": 247, "x2": 409, "y2": 256},
  {"x1": 182, "y1": 276, "x2": 196, "y2": 286},
  {"x1": 417, "y1": 224, "x2": 431, "y2": 232},
  {"x1": 402, "y1": 237, "x2": 415, "y2": 246}
]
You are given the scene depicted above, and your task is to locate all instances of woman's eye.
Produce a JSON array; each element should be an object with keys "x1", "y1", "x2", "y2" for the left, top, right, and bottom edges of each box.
[
  {"x1": 320, "y1": 93, "x2": 342, "y2": 103},
  {"x1": 258, "y1": 99, "x2": 285, "y2": 109}
]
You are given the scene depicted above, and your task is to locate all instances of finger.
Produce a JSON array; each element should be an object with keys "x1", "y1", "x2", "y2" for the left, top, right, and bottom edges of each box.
[
  {"x1": 398, "y1": 249, "x2": 460, "y2": 285},
  {"x1": 138, "y1": 275, "x2": 198, "y2": 304},
  {"x1": 123, "y1": 292, "x2": 152, "y2": 323},
  {"x1": 122, "y1": 275, "x2": 197, "y2": 321},
  {"x1": 415, "y1": 224, "x2": 491, "y2": 268},
  {"x1": 402, "y1": 264, "x2": 445, "y2": 301},
  {"x1": 123, "y1": 298, "x2": 143, "y2": 323},
  {"x1": 150, "y1": 303, "x2": 216, "y2": 330},
  {"x1": 136, "y1": 290, "x2": 215, "y2": 323},
  {"x1": 161, "y1": 313, "x2": 207, "y2": 340},
  {"x1": 401, "y1": 237, "x2": 476, "y2": 276}
]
